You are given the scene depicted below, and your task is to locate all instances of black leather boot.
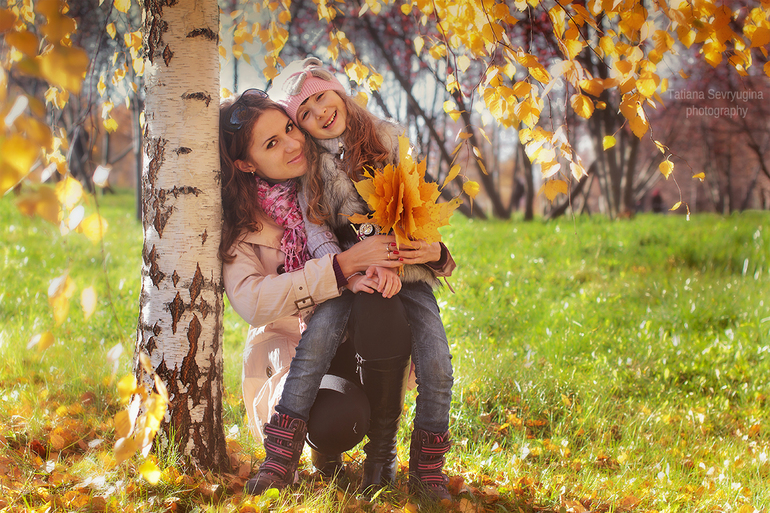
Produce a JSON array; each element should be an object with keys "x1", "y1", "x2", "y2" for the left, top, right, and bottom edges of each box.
[
  {"x1": 358, "y1": 354, "x2": 411, "y2": 492},
  {"x1": 310, "y1": 448, "x2": 344, "y2": 477}
]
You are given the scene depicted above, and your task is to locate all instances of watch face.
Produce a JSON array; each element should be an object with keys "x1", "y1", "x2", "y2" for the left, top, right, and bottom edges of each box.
[{"x1": 359, "y1": 223, "x2": 375, "y2": 237}]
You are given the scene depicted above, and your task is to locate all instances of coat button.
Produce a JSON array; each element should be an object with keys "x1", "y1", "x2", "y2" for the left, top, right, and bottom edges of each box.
[
  {"x1": 266, "y1": 366, "x2": 273, "y2": 378},
  {"x1": 325, "y1": 231, "x2": 333, "y2": 239}
]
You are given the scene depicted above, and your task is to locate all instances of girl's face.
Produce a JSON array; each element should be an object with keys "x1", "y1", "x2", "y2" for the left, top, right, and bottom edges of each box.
[
  {"x1": 235, "y1": 109, "x2": 307, "y2": 182},
  {"x1": 295, "y1": 90, "x2": 347, "y2": 140}
]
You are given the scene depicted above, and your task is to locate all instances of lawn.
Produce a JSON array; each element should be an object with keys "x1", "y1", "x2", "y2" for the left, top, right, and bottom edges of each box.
[{"x1": 1, "y1": 189, "x2": 769, "y2": 512}]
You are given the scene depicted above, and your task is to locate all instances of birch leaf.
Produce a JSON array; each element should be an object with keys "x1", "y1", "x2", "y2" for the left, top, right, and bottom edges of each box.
[
  {"x1": 442, "y1": 165, "x2": 461, "y2": 189},
  {"x1": 81, "y1": 286, "x2": 97, "y2": 320},
  {"x1": 659, "y1": 160, "x2": 674, "y2": 179}
]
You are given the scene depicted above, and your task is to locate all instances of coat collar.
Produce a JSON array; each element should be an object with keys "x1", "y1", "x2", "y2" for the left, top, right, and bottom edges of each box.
[{"x1": 238, "y1": 214, "x2": 283, "y2": 250}]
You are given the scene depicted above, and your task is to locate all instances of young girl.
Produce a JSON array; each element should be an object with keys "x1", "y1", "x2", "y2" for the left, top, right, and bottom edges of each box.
[{"x1": 267, "y1": 57, "x2": 456, "y2": 501}]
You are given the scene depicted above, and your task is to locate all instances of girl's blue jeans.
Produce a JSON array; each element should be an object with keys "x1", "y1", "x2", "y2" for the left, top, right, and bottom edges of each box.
[{"x1": 276, "y1": 281, "x2": 453, "y2": 433}]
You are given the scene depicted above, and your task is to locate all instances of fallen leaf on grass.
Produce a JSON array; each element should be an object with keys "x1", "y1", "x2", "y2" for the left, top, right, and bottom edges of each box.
[
  {"x1": 565, "y1": 499, "x2": 589, "y2": 513},
  {"x1": 618, "y1": 495, "x2": 640, "y2": 510}
]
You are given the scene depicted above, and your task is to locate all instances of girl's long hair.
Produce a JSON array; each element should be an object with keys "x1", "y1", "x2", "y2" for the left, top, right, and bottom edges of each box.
[
  {"x1": 218, "y1": 94, "x2": 322, "y2": 263},
  {"x1": 339, "y1": 94, "x2": 391, "y2": 181}
]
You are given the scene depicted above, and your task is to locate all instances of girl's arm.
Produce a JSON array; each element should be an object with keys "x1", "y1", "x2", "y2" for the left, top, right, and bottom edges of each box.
[{"x1": 298, "y1": 188, "x2": 342, "y2": 258}]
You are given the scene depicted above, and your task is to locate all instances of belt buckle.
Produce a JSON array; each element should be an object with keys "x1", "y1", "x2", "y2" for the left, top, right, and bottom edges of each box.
[{"x1": 295, "y1": 296, "x2": 315, "y2": 310}]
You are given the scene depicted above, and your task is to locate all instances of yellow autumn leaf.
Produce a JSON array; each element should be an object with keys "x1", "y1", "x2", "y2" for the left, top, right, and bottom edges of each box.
[
  {"x1": 579, "y1": 78, "x2": 604, "y2": 97},
  {"x1": 6, "y1": 30, "x2": 39, "y2": 57},
  {"x1": 106, "y1": 22, "x2": 116, "y2": 39},
  {"x1": 543, "y1": 179, "x2": 569, "y2": 202},
  {"x1": 38, "y1": 44, "x2": 90, "y2": 94},
  {"x1": 48, "y1": 273, "x2": 76, "y2": 326},
  {"x1": 139, "y1": 459, "x2": 161, "y2": 485},
  {"x1": 670, "y1": 201, "x2": 681, "y2": 211},
  {"x1": 457, "y1": 55, "x2": 471, "y2": 72},
  {"x1": 659, "y1": 160, "x2": 674, "y2": 179},
  {"x1": 563, "y1": 39, "x2": 584, "y2": 60},
  {"x1": 692, "y1": 172, "x2": 705, "y2": 181},
  {"x1": 0, "y1": 8, "x2": 17, "y2": 32},
  {"x1": 463, "y1": 180, "x2": 479, "y2": 199},
  {"x1": 636, "y1": 71, "x2": 659, "y2": 97},
  {"x1": 443, "y1": 100, "x2": 461, "y2": 122},
  {"x1": 103, "y1": 117, "x2": 118, "y2": 133},
  {"x1": 113, "y1": 409, "x2": 134, "y2": 439},
  {"x1": 114, "y1": 436, "x2": 139, "y2": 464},
  {"x1": 55, "y1": 175, "x2": 83, "y2": 209},
  {"x1": 114, "y1": 0, "x2": 131, "y2": 14},
  {"x1": 570, "y1": 93, "x2": 594, "y2": 119},
  {"x1": 442, "y1": 164, "x2": 461, "y2": 189},
  {"x1": 117, "y1": 374, "x2": 137, "y2": 403},
  {"x1": 27, "y1": 331, "x2": 55, "y2": 351},
  {"x1": 414, "y1": 35, "x2": 424, "y2": 56},
  {"x1": 78, "y1": 213, "x2": 109, "y2": 242},
  {"x1": 750, "y1": 26, "x2": 770, "y2": 48},
  {"x1": 603, "y1": 136, "x2": 616, "y2": 150},
  {"x1": 81, "y1": 286, "x2": 97, "y2": 320},
  {"x1": 1, "y1": 134, "x2": 39, "y2": 176}
]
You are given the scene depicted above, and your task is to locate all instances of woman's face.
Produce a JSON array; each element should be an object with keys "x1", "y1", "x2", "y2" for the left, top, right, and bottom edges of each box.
[
  {"x1": 235, "y1": 109, "x2": 307, "y2": 182},
  {"x1": 295, "y1": 90, "x2": 347, "y2": 140}
]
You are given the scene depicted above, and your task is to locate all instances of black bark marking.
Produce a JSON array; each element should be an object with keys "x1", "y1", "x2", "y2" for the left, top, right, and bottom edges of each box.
[
  {"x1": 187, "y1": 28, "x2": 218, "y2": 42},
  {"x1": 146, "y1": 138, "x2": 166, "y2": 189},
  {"x1": 172, "y1": 270, "x2": 180, "y2": 287},
  {"x1": 181, "y1": 315, "x2": 201, "y2": 387},
  {"x1": 182, "y1": 92, "x2": 211, "y2": 107},
  {"x1": 199, "y1": 298, "x2": 210, "y2": 320},
  {"x1": 152, "y1": 197, "x2": 173, "y2": 238},
  {"x1": 169, "y1": 292, "x2": 185, "y2": 334},
  {"x1": 200, "y1": 229, "x2": 207, "y2": 245},
  {"x1": 148, "y1": 245, "x2": 165, "y2": 288},
  {"x1": 146, "y1": 336, "x2": 157, "y2": 354},
  {"x1": 145, "y1": 1, "x2": 169, "y2": 66},
  {"x1": 169, "y1": 186, "x2": 202, "y2": 197},
  {"x1": 189, "y1": 264, "x2": 204, "y2": 305},
  {"x1": 163, "y1": 44, "x2": 173, "y2": 66},
  {"x1": 175, "y1": 147, "x2": 192, "y2": 155}
]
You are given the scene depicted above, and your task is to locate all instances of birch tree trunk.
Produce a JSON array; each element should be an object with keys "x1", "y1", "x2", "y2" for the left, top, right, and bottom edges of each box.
[{"x1": 137, "y1": 0, "x2": 228, "y2": 471}]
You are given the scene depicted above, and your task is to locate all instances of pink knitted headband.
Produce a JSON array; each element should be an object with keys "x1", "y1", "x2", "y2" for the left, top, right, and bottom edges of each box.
[{"x1": 269, "y1": 57, "x2": 346, "y2": 123}]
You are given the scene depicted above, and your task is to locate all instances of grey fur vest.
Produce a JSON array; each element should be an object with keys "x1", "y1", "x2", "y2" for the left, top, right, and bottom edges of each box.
[{"x1": 311, "y1": 119, "x2": 440, "y2": 286}]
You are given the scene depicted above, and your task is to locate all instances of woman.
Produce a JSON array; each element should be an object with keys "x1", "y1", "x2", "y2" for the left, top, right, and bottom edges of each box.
[{"x1": 219, "y1": 90, "x2": 454, "y2": 495}]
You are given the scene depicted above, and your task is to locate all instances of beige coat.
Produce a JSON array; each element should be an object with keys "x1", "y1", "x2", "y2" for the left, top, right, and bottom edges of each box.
[
  {"x1": 223, "y1": 214, "x2": 342, "y2": 441},
  {"x1": 224, "y1": 214, "x2": 455, "y2": 441}
]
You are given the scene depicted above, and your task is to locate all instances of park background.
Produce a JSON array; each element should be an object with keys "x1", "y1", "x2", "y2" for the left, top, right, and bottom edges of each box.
[{"x1": 2, "y1": 0, "x2": 770, "y2": 511}]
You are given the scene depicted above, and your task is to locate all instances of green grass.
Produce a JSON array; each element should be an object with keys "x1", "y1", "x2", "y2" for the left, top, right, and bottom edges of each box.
[{"x1": 1, "y1": 189, "x2": 769, "y2": 512}]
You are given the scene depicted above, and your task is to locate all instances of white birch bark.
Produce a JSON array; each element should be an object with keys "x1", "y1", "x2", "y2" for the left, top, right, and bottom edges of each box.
[{"x1": 137, "y1": 0, "x2": 227, "y2": 470}]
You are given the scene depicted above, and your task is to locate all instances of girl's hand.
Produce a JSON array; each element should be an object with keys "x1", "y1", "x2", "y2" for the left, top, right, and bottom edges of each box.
[
  {"x1": 346, "y1": 273, "x2": 378, "y2": 294},
  {"x1": 390, "y1": 240, "x2": 442, "y2": 265},
  {"x1": 336, "y1": 235, "x2": 402, "y2": 276},
  {"x1": 365, "y1": 266, "x2": 402, "y2": 298}
]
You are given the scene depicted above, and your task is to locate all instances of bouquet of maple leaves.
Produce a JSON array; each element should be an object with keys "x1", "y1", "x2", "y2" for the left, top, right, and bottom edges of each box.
[{"x1": 349, "y1": 135, "x2": 469, "y2": 249}]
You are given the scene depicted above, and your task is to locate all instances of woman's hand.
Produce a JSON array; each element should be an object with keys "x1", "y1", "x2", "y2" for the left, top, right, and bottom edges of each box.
[
  {"x1": 365, "y1": 266, "x2": 402, "y2": 298},
  {"x1": 390, "y1": 240, "x2": 442, "y2": 265},
  {"x1": 336, "y1": 235, "x2": 402, "y2": 276}
]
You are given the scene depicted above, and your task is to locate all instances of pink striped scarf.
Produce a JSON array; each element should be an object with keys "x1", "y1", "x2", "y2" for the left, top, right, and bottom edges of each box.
[{"x1": 255, "y1": 177, "x2": 309, "y2": 272}]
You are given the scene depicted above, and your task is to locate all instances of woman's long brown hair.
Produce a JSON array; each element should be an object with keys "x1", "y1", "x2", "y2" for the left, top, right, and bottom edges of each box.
[{"x1": 218, "y1": 94, "x2": 323, "y2": 263}]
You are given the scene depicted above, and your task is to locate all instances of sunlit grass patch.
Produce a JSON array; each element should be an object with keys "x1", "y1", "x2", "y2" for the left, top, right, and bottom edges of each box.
[{"x1": 2, "y1": 191, "x2": 769, "y2": 511}]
